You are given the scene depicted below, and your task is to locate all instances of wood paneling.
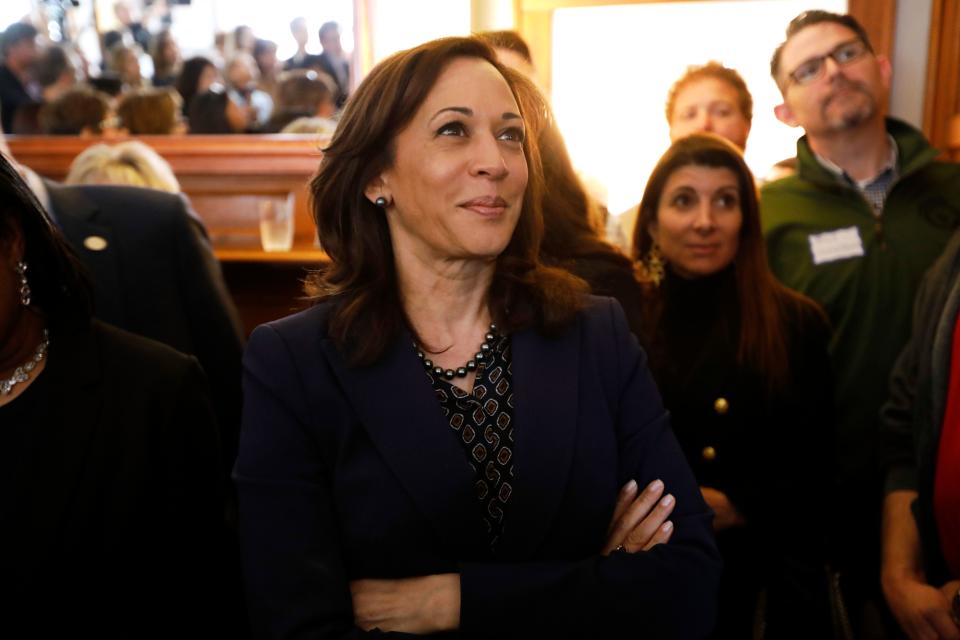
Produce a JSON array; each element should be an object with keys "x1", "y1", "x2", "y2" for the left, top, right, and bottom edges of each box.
[
  {"x1": 7, "y1": 133, "x2": 328, "y2": 334},
  {"x1": 923, "y1": 0, "x2": 960, "y2": 155},
  {"x1": 7, "y1": 134, "x2": 325, "y2": 255},
  {"x1": 847, "y1": 0, "x2": 898, "y2": 61}
]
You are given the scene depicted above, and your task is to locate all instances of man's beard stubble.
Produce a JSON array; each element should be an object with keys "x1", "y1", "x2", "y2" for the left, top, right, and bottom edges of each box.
[{"x1": 819, "y1": 76, "x2": 877, "y2": 132}]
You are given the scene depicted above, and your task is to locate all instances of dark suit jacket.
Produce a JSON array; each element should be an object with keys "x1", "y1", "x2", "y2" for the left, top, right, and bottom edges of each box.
[
  {"x1": 307, "y1": 51, "x2": 349, "y2": 107},
  {"x1": 46, "y1": 182, "x2": 245, "y2": 472},
  {"x1": 236, "y1": 297, "x2": 721, "y2": 639},
  {"x1": 0, "y1": 320, "x2": 225, "y2": 637}
]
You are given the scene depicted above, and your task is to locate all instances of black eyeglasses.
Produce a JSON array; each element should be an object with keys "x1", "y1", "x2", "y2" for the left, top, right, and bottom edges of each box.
[{"x1": 786, "y1": 39, "x2": 870, "y2": 86}]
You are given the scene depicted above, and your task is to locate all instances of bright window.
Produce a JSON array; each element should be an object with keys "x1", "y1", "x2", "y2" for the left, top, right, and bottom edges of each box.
[
  {"x1": 365, "y1": 0, "x2": 471, "y2": 65},
  {"x1": 551, "y1": 0, "x2": 848, "y2": 214}
]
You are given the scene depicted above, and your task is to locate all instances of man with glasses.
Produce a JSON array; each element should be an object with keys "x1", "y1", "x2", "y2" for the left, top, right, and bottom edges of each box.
[{"x1": 761, "y1": 10, "x2": 960, "y2": 639}]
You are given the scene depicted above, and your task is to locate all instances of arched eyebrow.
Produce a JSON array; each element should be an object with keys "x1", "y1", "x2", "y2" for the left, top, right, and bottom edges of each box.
[{"x1": 429, "y1": 107, "x2": 522, "y2": 123}]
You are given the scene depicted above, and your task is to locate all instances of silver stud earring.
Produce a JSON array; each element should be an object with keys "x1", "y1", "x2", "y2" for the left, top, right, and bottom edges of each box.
[
  {"x1": 374, "y1": 196, "x2": 388, "y2": 208},
  {"x1": 15, "y1": 261, "x2": 31, "y2": 307}
]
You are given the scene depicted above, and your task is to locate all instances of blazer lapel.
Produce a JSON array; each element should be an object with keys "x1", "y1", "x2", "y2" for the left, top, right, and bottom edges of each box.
[
  {"x1": 319, "y1": 333, "x2": 490, "y2": 555},
  {"x1": 45, "y1": 182, "x2": 125, "y2": 326},
  {"x1": 497, "y1": 318, "x2": 581, "y2": 559}
]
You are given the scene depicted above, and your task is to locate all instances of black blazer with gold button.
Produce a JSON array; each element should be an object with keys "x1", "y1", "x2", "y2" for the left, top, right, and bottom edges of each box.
[
  {"x1": 638, "y1": 267, "x2": 835, "y2": 633},
  {"x1": 236, "y1": 296, "x2": 722, "y2": 639}
]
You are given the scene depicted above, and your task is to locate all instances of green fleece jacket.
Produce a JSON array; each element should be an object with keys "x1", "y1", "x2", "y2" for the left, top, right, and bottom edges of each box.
[{"x1": 760, "y1": 118, "x2": 960, "y2": 488}]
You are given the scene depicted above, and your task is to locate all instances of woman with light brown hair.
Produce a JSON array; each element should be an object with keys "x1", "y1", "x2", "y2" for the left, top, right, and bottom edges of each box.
[
  {"x1": 633, "y1": 133, "x2": 836, "y2": 638},
  {"x1": 236, "y1": 36, "x2": 720, "y2": 638},
  {"x1": 116, "y1": 87, "x2": 185, "y2": 135}
]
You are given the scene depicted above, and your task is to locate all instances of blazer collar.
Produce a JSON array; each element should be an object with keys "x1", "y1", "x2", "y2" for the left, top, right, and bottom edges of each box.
[
  {"x1": 320, "y1": 317, "x2": 581, "y2": 559},
  {"x1": 320, "y1": 330, "x2": 491, "y2": 556}
]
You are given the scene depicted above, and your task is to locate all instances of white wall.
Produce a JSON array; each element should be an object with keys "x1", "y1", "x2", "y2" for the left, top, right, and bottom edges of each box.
[{"x1": 889, "y1": 0, "x2": 933, "y2": 128}]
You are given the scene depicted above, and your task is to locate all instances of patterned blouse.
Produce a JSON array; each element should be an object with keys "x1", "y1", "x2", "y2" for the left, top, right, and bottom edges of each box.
[{"x1": 425, "y1": 333, "x2": 515, "y2": 549}]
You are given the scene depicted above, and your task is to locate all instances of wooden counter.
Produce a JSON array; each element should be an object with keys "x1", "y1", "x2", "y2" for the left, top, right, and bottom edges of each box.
[{"x1": 8, "y1": 134, "x2": 329, "y2": 332}]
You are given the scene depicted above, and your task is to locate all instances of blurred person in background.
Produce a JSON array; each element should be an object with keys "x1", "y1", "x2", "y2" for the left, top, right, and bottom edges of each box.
[
  {"x1": 666, "y1": 62, "x2": 752, "y2": 151},
  {"x1": 175, "y1": 55, "x2": 219, "y2": 116},
  {"x1": 188, "y1": 86, "x2": 252, "y2": 134},
  {"x1": 252, "y1": 38, "x2": 280, "y2": 95},
  {"x1": 310, "y1": 21, "x2": 349, "y2": 108},
  {"x1": 620, "y1": 62, "x2": 754, "y2": 250},
  {"x1": 225, "y1": 53, "x2": 272, "y2": 127},
  {"x1": 0, "y1": 22, "x2": 42, "y2": 133},
  {"x1": 284, "y1": 17, "x2": 311, "y2": 71},
  {"x1": 478, "y1": 30, "x2": 538, "y2": 85},
  {"x1": 117, "y1": 87, "x2": 185, "y2": 135},
  {"x1": 66, "y1": 141, "x2": 180, "y2": 194},
  {"x1": 263, "y1": 69, "x2": 336, "y2": 133},
  {"x1": 107, "y1": 42, "x2": 145, "y2": 91},
  {"x1": 233, "y1": 25, "x2": 255, "y2": 55},
  {"x1": 11, "y1": 44, "x2": 81, "y2": 134},
  {"x1": 150, "y1": 29, "x2": 180, "y2": 87},
  {"x1": 38, "y1": 86, "x2": 118, "y2": 136},
  {"x1": 506, "y1": 68, "x2": 644, "y2": 336}
]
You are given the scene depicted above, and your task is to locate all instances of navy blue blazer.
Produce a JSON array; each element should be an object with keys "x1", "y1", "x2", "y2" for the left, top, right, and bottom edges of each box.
[{"x1": 236, "y1": 297, "x2": 720, "y2": 639}]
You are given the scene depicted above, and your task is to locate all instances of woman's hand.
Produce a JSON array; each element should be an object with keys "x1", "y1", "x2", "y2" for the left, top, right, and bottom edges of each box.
[
  {"x1": 602, "y1": 479, "x2": 676, "y2": 555},
  {"x1": 700, "y1": 486, "x2": 745, "y2": 531},
  {"x1": 350, "y1": 573, "x2": 460, "y2": 633}
]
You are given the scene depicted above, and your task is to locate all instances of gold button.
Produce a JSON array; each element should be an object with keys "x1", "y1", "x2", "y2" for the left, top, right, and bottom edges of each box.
[
  {"x1": 702, "y1": 446, "x2": 717, "y2": 461},
  {"x1": 713, "y1": 397, "x2": 729, "y2": 415},
  {"x1": 83, "y1": 235, "x2": 108, "y2": 251}
]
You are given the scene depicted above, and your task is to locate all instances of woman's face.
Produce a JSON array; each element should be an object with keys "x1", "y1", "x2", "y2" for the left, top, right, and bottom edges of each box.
[
  {"x1": 161, "y1": 39, "x2": 180, "y2": 67},
  {"x1": 650, "y1": 164, "x2": 743, "y2": 278},
  {"x1": 197, "y1": 65, "x2": 219, "y2": 94},
  {"x1": 371, "y1": 57, "x2": 528, "y2": 265}
]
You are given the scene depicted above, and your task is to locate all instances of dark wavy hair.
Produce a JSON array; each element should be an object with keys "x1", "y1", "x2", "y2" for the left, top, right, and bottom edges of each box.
[
  {"x1": 176, "y1": 56, "x2": 216, "y2": 115},
  {"x1": 509, "y1": 71, "x2": 635, "y2": 276},
  {"x1": 306, "y1": 36, "x2": 587, "y2": 365},
  {"x1": 0, "y1": 153, "x2": 91, "y2": 331},
  {"x1": 633, "y1": 133, "x2": 822, "y2": 388}
]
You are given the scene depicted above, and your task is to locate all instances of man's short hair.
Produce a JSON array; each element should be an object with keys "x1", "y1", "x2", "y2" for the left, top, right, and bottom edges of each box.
[
  {"x1": 665, "y1": 61, "x2": 753, "y2": 124},
  {"x1": 1, "y1": 22, "x2": 38, "y2": 55},
  {"x1": 477, "y1": 31, "x2": 532, "y2": 65},
  {"x1": 33, "y1": 45, "x2": 74, "y2": 88},
  {"x1": 274, "y1": 69, "x2": 336, "y2": 112},
  {"x1": 770, "y1": 11, "x2": 874, "y2": 85},
  {"x1": 318, "y1": 22, "x2": 339, "y2": 40}
]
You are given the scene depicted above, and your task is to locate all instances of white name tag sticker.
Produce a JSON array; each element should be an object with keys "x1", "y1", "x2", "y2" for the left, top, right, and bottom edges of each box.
[{"x1": 808, "y1": 227, "x2": 865, "y2": 265}]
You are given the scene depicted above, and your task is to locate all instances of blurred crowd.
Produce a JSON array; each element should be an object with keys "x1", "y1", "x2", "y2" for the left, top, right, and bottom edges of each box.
[{"x1": 0, "y1": 7, "x2": 343, "y2": 138}]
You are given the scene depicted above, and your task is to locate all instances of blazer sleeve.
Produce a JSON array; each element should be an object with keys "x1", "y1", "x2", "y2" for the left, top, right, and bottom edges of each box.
[
  {"x1": 458, "y1": 300, "x2": 721, "y2": 639},
  {"x1": 172, "y1": 194, "x2": 245, "y2": 472},
  {"x1": 236, "y1": 324, "x2": 394, "y2": 640}
]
